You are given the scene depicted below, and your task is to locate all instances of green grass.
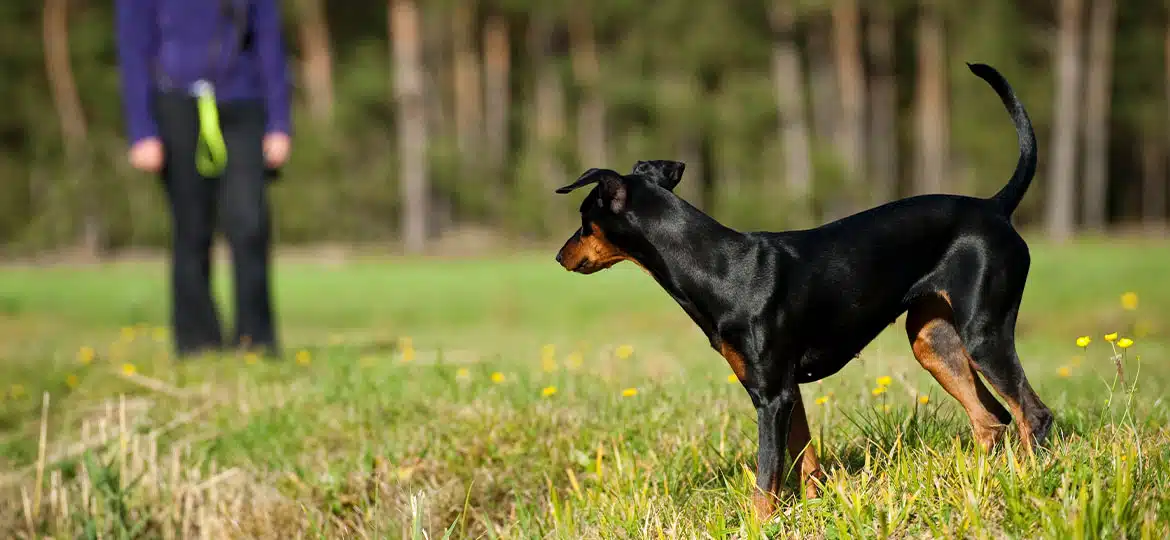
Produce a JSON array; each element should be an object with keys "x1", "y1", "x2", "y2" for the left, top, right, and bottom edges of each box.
[{"x1": 1, "y1": 237, "x2": 1170, "y2": 538}]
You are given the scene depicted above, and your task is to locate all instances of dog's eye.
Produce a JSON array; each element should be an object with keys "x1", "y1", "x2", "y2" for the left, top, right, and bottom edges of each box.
[{"x1": 596, "y1": 197, "x2": 603, "y2": 208}]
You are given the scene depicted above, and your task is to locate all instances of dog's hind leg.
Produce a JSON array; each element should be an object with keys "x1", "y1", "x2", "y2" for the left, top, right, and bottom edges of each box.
[
  {"x1": 905, "y1": 294, "x2": 1010, "y2": 452},
  {"x1": 958, "y1": 300, "x2": 1054, "y2": 451},
  {"x1": 951, "y1": 234, "x2": 1055, "y2": 453}
]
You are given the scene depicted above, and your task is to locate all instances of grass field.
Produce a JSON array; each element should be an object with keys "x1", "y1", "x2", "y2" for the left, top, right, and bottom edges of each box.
[{"x1": 2, "y1": 237, "x2": 1170, "y2": 538}]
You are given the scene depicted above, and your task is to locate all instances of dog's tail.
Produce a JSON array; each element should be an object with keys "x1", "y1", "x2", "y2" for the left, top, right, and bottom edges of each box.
[{"x1": 967, "y1": 62, "x2": 1037, "y2": 216}]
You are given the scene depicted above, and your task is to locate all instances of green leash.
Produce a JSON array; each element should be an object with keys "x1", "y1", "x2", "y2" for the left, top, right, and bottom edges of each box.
[{"x1": 192, "y1": 80, "x2": 228, "y2": 178}]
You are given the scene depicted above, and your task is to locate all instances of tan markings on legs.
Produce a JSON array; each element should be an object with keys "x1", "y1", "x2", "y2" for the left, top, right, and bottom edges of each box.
[
  {"x1": 749, "y1": 393, "x2": 822, "y2": 517},
  {"x1": 964, "y1": 343, "x2": 1053, "y2": 453},
  {"x1": 752, "y1": 489, "x2": 775, "y2": 518},
  {"x1": 986, "y1": 380, "x2": 1048, "y2": 453},
  {"x1": 786, "y1": 392, "x2": 824, "y2": 499},
  {"x1": 906, "y1": 295, "x2": 1008, "y2": 452},
  {"x1": 967, "y1": 360, "x2": 1015, "y2": 426},
  {"x1": 719, "y1": 342, "x2": 748, "y2": 382}
]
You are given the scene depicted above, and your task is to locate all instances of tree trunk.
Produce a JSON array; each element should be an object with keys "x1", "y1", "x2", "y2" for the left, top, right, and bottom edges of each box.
[
  {"x1": 1046, "y1": 0, "x2": 1083, "y2": 242},
  {"x1": 914, "y1": 2, "x2": 949, "y2": 196},
  {"x1": 452, "y1": 0, "x2": 482, "y2": 172},
  {"x1": 424, "y1": 6, "x2": 454, "y2": 233},
  {"x1": 694, "y1": 69, "x2": 722, "y2": 214},
  {"x1": 528, "y1": 12, "x2": 567, "y2": 199},
  {"x1": 390, "y1": 0, "x2": 428, "y2": 253},
  {"x1": 296, "y1": 0, "x2": 334, "y2": 125},
  {"x1": 831, "y1": 0, "x2": 866, "y2": 209},
  {"x1": 807, "y1": 16, "x2": 841, "y2": 153},
  {"x1": 677, "y1": 130, "x2": 704, "y2": 204},
  {"x1": 569, "y1": 3, "x2": 607, "y2": 168},
  {"x1": 1140, "y1": 131, "x2": 1166, "y2": 230},
  {"x1": 483, "y1": 15, "x2": 510, "y2": 175},
  {"x1": 44, "y1": 0, "x2": 101, "y2": 259},
  {"x1": 769, "y1": 0, "x2": 813, "y2": 226},
  {"x1": 867, "y1": 3, "x2": 898, "y2": 204},
  {"x1": 1080, "y1": 0, "x2": 1114, "y2": 232},
  {"x1": 808, "y1": 14, "x2": 842, "y2": 220},
  {"x1": 1163, "y1": 14, "x2": 1170, "y2": 230}
]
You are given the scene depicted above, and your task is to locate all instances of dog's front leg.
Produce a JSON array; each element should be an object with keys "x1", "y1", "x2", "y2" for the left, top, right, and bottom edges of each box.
[{"x1": 752, "y1": 384, "x2": 797, "y2": 517}]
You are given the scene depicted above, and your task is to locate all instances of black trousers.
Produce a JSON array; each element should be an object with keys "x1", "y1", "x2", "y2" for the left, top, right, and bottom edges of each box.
[{"x1": 154, "y1": 91, "x2": 279, "y2": 357}]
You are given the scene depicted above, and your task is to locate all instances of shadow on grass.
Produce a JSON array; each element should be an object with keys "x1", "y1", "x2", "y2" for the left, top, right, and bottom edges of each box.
[{"x1": 830, "y1": 404, "x2": 969, "y2": 474}]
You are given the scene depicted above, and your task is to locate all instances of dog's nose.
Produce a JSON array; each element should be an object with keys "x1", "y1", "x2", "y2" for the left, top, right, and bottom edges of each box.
[{"x1": 555, "y1": 251, "x2": 563, "y2": 265}]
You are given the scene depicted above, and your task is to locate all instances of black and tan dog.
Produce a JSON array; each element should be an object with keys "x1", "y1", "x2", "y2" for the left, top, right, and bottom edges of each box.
[{"x1": 552, "y1": 63, "x2": 1053, "y2": 515}]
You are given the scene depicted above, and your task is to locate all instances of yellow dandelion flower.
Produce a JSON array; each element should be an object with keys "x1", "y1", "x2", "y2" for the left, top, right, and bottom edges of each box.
[
  {"x1": 565, "y1": 351, "x2": 584, "y2": 370},
  {"x1": 1057, "y1": 366, "x2": 1071, "y2": 378},
  {"x1": 872, "y1": 386, "x2": 887, "y2": 396},
  {"x1": 66, "y1": 374, "x2": 79, "y2": 388},
  {"x1": 77, "y1": 346, "x2": 95, "y2": 365},
  {"x1": 152, "y1": 327, "x2": 167, "y2": 342},
  {"x1": 491, "y1": 372, "x2": 505, "y2": 383},
  {"x1": 296, "y1": 350, "x2": 312, "y2": 365},
  {"x1": 727, "y1": 374, "x2": 739, "y2": 384},
  {"x1": 876, "y1": 376, "x2": 892, "y2": 387},
  {"x1": 1104, "y1": 332, "x2": 1118, "y2": 342},
  {"x1": 1120, "y1": 292, "x2": 1139, "y2": 311},
  {"x1": 456, "y1": 367, "x2": 470, "y2": 379},
  {"x1": 882, "y1": 404, "x2": 892, "y2": 413},
  {"x1": 541, "y1": 359, "x2": 558, "y2": 373},
  {"x1": 121, "y1": 363, "x2": 137, "y2": 376},
  {"x1": 1075, "y1": 336, "x2": 1091, "y2": 348},
  {"x1": 815, "y1": 396, "x2": 829, "y2": 405},
  {"x1": 120, "y1": 326, "x2": 136, "y2": 342},
  {"x1": 1117, "y1": 338, "x2": 1134, "y2": 349},
  {"x1": 621, "y1": 387, "x2": 638, "y2": 397},
  {"x1": 918, "y1": 395, "x2": 929, "y2": 405},
  {"x1": 541, "y1": 386, "x2": 558, "y2": 398},
  {"x1": 244, "y1": 353, "x2": 260, "y2": 365},
  {"x1": 541, "y1": 344, "x2": 556, "y2": 360},
  {"x1": 395, "y1": 466, "x2": 417, "y2": 481},
  {"x1": 615, "y1": 345, "x2": 635, "y2": 360}
]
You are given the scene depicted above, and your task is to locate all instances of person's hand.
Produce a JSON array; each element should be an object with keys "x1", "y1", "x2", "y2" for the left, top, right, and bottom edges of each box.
[
  {"x1": 128, "y1": 137, "x2": 164, "y2": 173},
  {"x1": 263, "y1": 132, "x2": 290, "y2": 169}
]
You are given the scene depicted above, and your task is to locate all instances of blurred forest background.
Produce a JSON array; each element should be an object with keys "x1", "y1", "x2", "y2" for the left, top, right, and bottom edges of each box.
[{"x1": 1, "y1": 0, "x2": 1167, "y2": 258}]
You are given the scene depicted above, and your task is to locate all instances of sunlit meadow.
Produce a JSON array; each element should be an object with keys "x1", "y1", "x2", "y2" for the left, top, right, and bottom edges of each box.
[{"x1": 2, "y1": 238, "x2": 1170, "y2": 538}]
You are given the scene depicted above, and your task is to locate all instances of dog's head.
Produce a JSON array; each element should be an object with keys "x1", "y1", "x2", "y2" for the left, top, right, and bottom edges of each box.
[{"x1": 553, "y1": 160, "x2": 686, "y2": 274}]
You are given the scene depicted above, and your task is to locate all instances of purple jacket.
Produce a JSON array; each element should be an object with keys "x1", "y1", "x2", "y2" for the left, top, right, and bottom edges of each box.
[{"x1": 114, "y1": 0, "x2": 292, "y2": 146}]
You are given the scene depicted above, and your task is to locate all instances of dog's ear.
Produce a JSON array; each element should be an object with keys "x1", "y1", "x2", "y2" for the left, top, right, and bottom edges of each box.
[
  {"x1": 632, "y1": 160, "x2": 686, "y2": 191},
  {"x1": 555, "y1": 168, "x2": 620, "y2": 194},
  {"x1": 555, "y1": 168, "x2": 627, "y2": 212}
]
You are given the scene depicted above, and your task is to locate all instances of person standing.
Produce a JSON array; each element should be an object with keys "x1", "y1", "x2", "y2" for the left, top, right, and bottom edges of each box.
[{"x1": 115, "y1": 0, "x2": 292, "y2": 358}]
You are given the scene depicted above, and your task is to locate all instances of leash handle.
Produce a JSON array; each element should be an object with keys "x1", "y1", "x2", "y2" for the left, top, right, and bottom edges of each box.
[{"x1": 192, "y1": 80, "x2": 228, "y2": 178}]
